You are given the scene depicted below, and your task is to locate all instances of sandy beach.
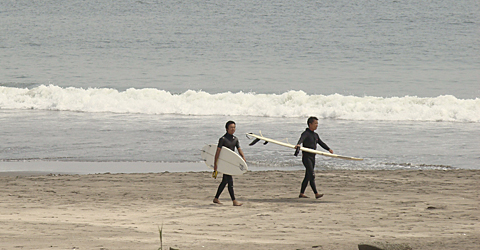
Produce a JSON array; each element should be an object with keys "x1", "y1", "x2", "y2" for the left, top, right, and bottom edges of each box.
[{"x1": 0, "y1": 169, "x2": 478, "y2": 250}]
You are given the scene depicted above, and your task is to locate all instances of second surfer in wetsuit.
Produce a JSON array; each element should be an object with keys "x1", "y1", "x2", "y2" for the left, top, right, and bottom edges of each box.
[
  {"x1": 295, "y1": 116, "x2": 334, "y2": 199},
  {"x1": 213, "y1": 120, "x2": 246, "y2": 206}
]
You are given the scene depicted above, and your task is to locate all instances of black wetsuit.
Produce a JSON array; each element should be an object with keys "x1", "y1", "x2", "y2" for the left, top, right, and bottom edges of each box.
[
  {"x1": 214, "y1": 133, "x2": 240, "y2": 201},
  {"x1": 297, "y1": 128, "x2": 330, "y2": 194}
]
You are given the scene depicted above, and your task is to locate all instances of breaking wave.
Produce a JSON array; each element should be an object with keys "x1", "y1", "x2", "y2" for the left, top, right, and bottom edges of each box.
[{"x1": 1, "y1": 85, "x2": 478, "y2": 122}]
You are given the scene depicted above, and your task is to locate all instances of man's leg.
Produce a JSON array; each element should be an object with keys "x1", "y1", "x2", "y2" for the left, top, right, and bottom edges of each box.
[{"x1": 213, "y1": 174, "x2": 229, "y2": 203}]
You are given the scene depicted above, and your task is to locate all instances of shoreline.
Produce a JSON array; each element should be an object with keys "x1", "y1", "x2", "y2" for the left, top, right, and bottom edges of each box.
[
  {"x1": 0, "y1": 169, "x2": 478, "y2": 250},
  {"x1": 0, "y1": 161, "x2": 208, "y2": 175},
  {"x1": 0, "y1": 161, "x2": 305, "y2": 176},
  {"x1": 0, "y1": 160, "x2": 464, "y2": 177}
]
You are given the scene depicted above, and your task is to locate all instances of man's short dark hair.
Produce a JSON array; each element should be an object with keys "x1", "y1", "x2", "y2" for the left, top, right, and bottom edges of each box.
[
  {"x1": 225, "y1": 120, "x2": 236, "y2": 130},
  {"x1": 307, "y1": 116, "x2": 318, "y2": 125}
]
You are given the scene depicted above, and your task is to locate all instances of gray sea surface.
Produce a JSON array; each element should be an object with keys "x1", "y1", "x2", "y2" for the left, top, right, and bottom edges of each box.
[{"x1": 1, "y1": 0, "x2": 479, "y2": 172}]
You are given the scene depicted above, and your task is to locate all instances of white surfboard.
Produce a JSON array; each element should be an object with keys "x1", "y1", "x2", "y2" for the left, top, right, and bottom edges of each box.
[
  {"x1": 201, "y1": 144, "x2": 248, "y2": 175},
  {"x1": 246, "y1": 133, "x2": 363, "y2": 161}
]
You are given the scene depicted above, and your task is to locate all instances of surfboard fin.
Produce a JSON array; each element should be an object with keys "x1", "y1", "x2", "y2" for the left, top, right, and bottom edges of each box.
[
  {"x1": 263, "y1": 141, "x2": 269, "y2": 145},
  {"x1": 294, "y1": 147, "x2": 301, "y2": 157},
  {"x1": 249, "y1": 138, "x2": 261, "y2": 146}
]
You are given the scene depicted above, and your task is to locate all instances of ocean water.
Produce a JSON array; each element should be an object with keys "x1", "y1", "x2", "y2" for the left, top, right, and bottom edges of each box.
[{"x1": 1, "y1": 0, "x2": 479, "y2": 172}]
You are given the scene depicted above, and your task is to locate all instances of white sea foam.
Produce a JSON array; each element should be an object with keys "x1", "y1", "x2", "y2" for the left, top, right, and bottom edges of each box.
[{"x1": 1, "y1": 85, "x2": 478, "y2": 122}]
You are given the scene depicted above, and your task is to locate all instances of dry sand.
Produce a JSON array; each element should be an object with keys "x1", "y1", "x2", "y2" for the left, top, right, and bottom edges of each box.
[{"x1": 0, "y1": 169, "x2": 479, "y2": 250}]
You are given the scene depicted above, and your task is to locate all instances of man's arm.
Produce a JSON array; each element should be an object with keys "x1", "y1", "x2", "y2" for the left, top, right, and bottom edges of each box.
[
  {"x1": 295, "y1": 131, "x2": 307, "y2": 149},
  {"x1": 317, "y1": 136, "x2": 333, "y2": 153},
  {"x1": 213, "y1": 147, "x2": 222, "y2": 171},
  {"x1": 237, "y1": 147, "x2": 246, "y2": 162}
]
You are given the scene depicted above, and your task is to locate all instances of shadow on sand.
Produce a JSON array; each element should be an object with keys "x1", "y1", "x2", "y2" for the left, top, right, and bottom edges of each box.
[{"x1": 244, "y1": 197, "x2": 338, "y2": 204}]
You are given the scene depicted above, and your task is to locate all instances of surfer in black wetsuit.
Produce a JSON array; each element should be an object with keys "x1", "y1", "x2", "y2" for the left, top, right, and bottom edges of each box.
[
  {"x1": 295, "y1": 116, "x2": 334, "y2": 199},
  {"x1": 213, "y1": 120, "x2": 246, "y2": 206}
]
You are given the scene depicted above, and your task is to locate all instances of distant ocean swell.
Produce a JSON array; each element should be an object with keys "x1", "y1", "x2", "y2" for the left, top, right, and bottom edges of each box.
[{"x1": 1, "y1": 85, "x2": 478, "y2": 122}]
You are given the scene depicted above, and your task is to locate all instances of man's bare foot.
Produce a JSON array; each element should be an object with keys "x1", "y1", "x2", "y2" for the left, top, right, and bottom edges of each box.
[
  {"x1": 213, "y1": 198, "x2": 222, "y2": 204},
  {"x1": 232, "y1": 200, "x2": 243, "y2": 206},
  {"x1": 315, "y1": 193, "x2": 324, "y2": 199},
  {"x1": 299, "y1": 193, "x2": 309, "y2": 198}
]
